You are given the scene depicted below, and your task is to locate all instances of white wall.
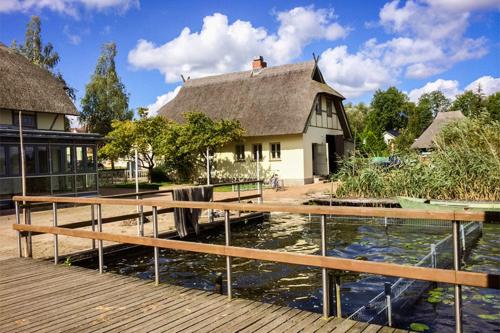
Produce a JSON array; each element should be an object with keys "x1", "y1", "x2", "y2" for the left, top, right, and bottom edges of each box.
[{"x1": 214, "y1": 134, "x2": 306, "y2": 185}]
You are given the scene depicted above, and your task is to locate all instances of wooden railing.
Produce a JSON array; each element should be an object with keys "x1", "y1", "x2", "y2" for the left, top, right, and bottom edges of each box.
[{"x1": 11, "y1": 195, "x2": 499, "y2": 333}]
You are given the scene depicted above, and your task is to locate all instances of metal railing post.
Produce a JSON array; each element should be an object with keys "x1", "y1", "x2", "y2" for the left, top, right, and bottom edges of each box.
[
  {"x1": 15, "y1": 201, "x2": 22, "y2": 258},
  {"x1": 97, "y1": 204, "x2": 103, "y2": 274},
  {"x1": 453, "y1": 220, "x2": 463, "y2": 333},
  {"x1": 52, "y1": 203, "x2": 59, "y2": 265},
  {"x1": 461, "y1": 224, "x2": 466, "y2": 251},
  {"x1": 258, "y1": 181, "x2": 263, "y2": 204},
  {"x1": 26, "y1": 204, "x2": 32, "y2": 258},
  {"x1": 385, "y1": 282, "x2": 392, "y2": 327},
  {"x1": 334, "y1": 273, "x2": 342, "y2": 318},
  {"x1": 321, "y1": 214, "x2": 331, "y2": 318},
  {"x1": 152, "y1": 206, "x2": 160, "y2": 286},
  {"x1": 431, "y1": 244, "x2": 436, "y2": 268},
  {"x1": 224, "y1": 210, "x2": 232, "y2": 300},
  {"x1": 138, "y1": 194, "x2": 144, "y2": 236},
  {"x1": 237, "y1": 184, "x2": 241, "y2": 217},
  {"x1": 90, "y1": 204, "x2": 96, "y2": 250}
]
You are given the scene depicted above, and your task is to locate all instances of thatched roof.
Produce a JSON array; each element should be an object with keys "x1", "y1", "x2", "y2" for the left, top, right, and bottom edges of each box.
[
  {"x1": 0, "y1": 43, "x2": 78, "y2": 115},
  {"x1": 411, "y1": 111, "x2": 465, "y2": 149},
  {"x1": 158, "y1": 60, "x2": 350, "y2": 137}
]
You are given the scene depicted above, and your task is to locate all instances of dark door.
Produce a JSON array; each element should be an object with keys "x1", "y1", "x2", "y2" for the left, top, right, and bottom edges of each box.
[{"x1": 326, "y1": 135, "x2": 344, "y2": 173}]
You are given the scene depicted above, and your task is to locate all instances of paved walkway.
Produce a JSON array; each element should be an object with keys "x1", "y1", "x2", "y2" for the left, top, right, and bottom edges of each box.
[{"x1": 0, "y1": 258, "x2": 408, "y2": 333}]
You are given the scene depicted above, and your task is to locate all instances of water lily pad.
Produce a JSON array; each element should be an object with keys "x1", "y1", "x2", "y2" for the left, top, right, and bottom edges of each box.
[
  {"x1": 478, "y1": 314, "x2": 500, "y2": 320},
  {"x1": 410, "y1": 323, "x2": 430, "y2": 332},
  {"x1": 427, "y1": 295, "x2": 441, "y2": 303}
]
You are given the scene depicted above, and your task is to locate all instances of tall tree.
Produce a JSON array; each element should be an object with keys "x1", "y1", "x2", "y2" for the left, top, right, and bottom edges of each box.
[
  {"x1": 80, "y1": 42, "x2": 133, "y2": 136},
  {"x1": 418, "y1": 91, "x2": 450, "y2": 117},
  {"x1": 451, "y1": 89, "x2": 485, "y2": 117},
  {"x1": 485, "y1": 92, "x2": 500, "y2": 121},
  {"x1": 367, "y1": 87, "x2": 409, "y2": 133},
  {"x1": 11, "y1": 16, "x2": 75, "y2": 100}
]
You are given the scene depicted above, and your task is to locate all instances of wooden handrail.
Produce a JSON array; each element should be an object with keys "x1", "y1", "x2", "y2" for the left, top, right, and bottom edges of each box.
[
  {"x1": 11, "y1": 224, "x2": 500, "y2": 289},
  {"x1": 12, "y1": 195, "x2": 494, "y2": 222}
]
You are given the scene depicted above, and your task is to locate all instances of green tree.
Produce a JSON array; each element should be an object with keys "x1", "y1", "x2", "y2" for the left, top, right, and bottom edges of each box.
[
  {"x1": 11, "y1": 16, "x2": 75, "y2": 101},
  {"x1": 367, "y1": 87, "x2": 409, "y2": 134},
  {"x1": 451, "y1": 89, "x2": 485, "y2": 117},
  {"x1": 160, "y1": 112, "x2": 245, "y2": 182},
  {"x1": 418, "y1": 91, "x2": 450, "y2": 117},
  {"x1": 359, "y1": 129, "x2": 387, "y2": 155},
  {"x1": 100, "y1": 109, "x2": 170, "y2": 181},
  {"x1": 485, "y1": 92, "x2": 500, "y2": 121},
  {"x1": 80, "y1": 42, "x2": 133, "y2": 137}
]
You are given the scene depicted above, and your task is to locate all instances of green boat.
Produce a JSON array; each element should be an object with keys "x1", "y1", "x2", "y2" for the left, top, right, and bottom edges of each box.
[{"x1": 397, "y1": 196, "x2": 500, "y2": 212}]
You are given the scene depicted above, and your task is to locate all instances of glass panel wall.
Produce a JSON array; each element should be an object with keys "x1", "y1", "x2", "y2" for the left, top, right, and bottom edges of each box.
[
  {"x1": 0, "y1": 146, "x2": 5, "y2": 176},
  {"x1": 8, "y1": 146, "x2": 20, "y2": 176},
  {"x1": 38, "y1": 146, "x2": 49, "y2": 174},
  {"x1": 52, "y1": 175, "x2": 75, "y2": 194}
]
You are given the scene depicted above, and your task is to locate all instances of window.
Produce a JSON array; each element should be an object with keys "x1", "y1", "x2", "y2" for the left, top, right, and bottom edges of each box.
[
  {"x1": 86, "y1": 146, "x2": 96, "y2": 171},
  {"x1": 315, "y1": 100, "x2": 321, "y2": 115},
  {"x1": 252, "y1": 144, "x2": 262, "y2": 161},
  {"x1": 38, "y1": 146, "x2": 49, "y2": 174},
  {"x1": 76, "y1": 146, "x2": 85, "y2": 172},
  {"x1": 235, "y1": 144, "x2": 245, "y2": 161},
  {"x1": 51, "y1": 146, "x2": 74, "y2": 174},
  {"x1": 64, "y1": 147, "x2": 73, "y2": 172},
  {"x1": 25, "y1": 146, "x2": 36, "y2": 175},
  {"x1": 327, "y1": 99, "x2": 333, "y2": 117},
  {"x1": 51, "y1": 146, "x2": 62, "y2": 173},
  {"x1": 13, "y1": 111, "x2": 36, "y2": 129},
  {"x1": 270, "y1": 143, "x2": 281, "y2": 160},
  {"x1": 0, "y1": 147, "x2": 5, "y2": 176},
  {"x1": 8, "y1": 146, "x2": 20, "y2": 176}
]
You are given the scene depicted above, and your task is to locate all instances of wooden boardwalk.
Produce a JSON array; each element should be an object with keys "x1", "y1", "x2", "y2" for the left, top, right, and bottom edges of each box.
[{"x1": 0, "y1": 258, "x2": 409, "y2": 333}]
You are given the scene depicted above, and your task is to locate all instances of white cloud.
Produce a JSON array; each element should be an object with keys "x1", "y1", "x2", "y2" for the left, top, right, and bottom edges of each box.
[
  {"x1": 128, "y1": 7, "x2": 349, "y2": 83},
  {"x1": 146, "y1": 86, "x2": 181, "y2": 116},
  {"x1": 373, "y1": 0, "x2": 488, "y2": 79},
  {"x1": 0, "y1": 0, "x2": 139, "y2": 16},
  {"x1": 408, "y1": 76, "x2": 500, "y2": 102},
  {"x1": 63, "y1": 25, "x2": 81, "y2": 45},
  {"x1": 425, "y1": 0, "x2": 500, "y2": 12},
  {"x1": 465, "y1": 76, "x2": 500, "y2": 95},
  {"x1": 408, "y1": 79, "x2": 460, "y2": 102},
  {"x1": 319, "y1": 46, "x2": 395, "y2": 98}
]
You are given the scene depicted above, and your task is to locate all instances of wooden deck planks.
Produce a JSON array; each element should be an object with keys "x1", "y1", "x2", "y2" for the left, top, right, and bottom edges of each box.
[{"x1": 0, "y1": 258, "x2": 409, "y2": 332}]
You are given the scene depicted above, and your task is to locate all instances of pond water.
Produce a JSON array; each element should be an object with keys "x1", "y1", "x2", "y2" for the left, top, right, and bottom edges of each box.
[{"x1": 84, "y1": 214, "x2": 498, "y2": 332}]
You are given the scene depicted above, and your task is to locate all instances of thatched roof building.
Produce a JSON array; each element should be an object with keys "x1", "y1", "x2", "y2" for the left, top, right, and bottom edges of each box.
[
  {"x1": 158, "y1": 60, "x2": 351, "y2": 137},
  {"x1": 0, "y1": 43, "x2": 78, "y2": 115},
  {"x1": 411, "y1": 111, "x2": 465, "y2": 149}
]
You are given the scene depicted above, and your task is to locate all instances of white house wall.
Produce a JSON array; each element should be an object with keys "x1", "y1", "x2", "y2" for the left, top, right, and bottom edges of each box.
[{"x1": 214, "y1": 134, "x2": 305, "y2": 186}]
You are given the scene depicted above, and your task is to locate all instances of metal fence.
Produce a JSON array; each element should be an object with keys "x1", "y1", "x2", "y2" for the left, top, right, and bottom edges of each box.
[{"x1": 347, "y1": 220, "x2": 483, "y2": 325}]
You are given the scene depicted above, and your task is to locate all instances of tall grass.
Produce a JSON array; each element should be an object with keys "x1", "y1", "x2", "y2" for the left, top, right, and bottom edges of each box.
[{"x1": 336, "y1": 116, "x2": 500, "y2": 201}]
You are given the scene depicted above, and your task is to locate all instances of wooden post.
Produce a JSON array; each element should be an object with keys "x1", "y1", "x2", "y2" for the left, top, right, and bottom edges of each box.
[
  {"x1": 52, "y1": 203, "x2": 59, "y2": 265},
  {"x1": 15, "y1": 201, "x2": 22, "y2": 258},
  {"x1": 453, "y1": 220, "x2": 463, "y2": 333},
  {"x1": 152, "y1": 206, "x2": 160, "y2": 286},
  {"x1": 225, "y1": 210, "x2": 232, "y2": 300},
  {"x1": 321, "y1": 214, "x2": 331, "y2": 318},
  {"x1": 97, "y1": 204, "x2": 103, "y2": 274}
]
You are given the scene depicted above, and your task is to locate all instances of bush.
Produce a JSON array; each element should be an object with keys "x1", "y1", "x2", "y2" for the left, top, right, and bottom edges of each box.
[
  {"x1": 151, "y1": 167, "x2": 169, "y2": 183},
  {"x1": 336, "y1": 116, "x2": 500, "y2": 200}
]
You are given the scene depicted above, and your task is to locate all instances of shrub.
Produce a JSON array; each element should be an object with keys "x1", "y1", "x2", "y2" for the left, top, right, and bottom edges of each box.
[{"x1": 151, "y1": 167, "x2": 169, "y2": 183}]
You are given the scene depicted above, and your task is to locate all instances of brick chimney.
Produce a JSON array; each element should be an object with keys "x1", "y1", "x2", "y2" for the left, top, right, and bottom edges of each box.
[{"x1": 252, "y1": 56, "x2": 267, "y2": 70}]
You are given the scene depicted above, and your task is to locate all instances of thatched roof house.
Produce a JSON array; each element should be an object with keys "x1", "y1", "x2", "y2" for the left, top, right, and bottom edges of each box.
[
  {"x1": 0, "y1": 43, "x2": 100, "y2": 211},
  {"x1": 159, "y1": 60, "x2": 351, "y2": 138},
  {"x1": 158, "y1": 57, "x2": 353, "y2": 185},
  {"x1": 0, "y1": 43, "x2": 78, "y2": 115},
  {"x1": 411, "y1": 111, "x2": 465, "y2": 149}
]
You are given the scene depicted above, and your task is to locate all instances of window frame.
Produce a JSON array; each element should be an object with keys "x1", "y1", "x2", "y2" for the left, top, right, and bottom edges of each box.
[
  {"x1": 269, "y1": 142, "x2": 281, "y2": 161},
  {"x1": 235, "y1": 144, "x2": 245, "y2": 161},
  {"x1": 252, "y1": 144, "x2": 263, "y2": 161},
  {"x1": 12, "y1": 111, "x2": 37, "y2": 129}
]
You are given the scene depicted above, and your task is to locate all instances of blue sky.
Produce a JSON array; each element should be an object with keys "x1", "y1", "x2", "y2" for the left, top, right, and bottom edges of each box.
[{"x1": 1, "y1": 0, "x2": 499, "y2": 117}]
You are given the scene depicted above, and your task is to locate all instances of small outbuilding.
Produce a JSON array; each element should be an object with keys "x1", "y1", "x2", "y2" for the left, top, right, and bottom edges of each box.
[
  {"x1": 411, "y1": 111, "x2": 465, "y2": 150},
  {"x1": 158, "y1": 57, "x2": 353, "y2": 185}
]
